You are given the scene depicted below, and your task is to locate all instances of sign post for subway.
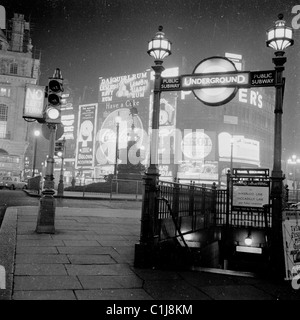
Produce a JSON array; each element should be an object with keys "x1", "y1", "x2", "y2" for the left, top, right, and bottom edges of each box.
[
  {"x1": 155, "y1": 56, "x2": 280, "y2": 273},
  {"x1": 137, "y1": 54, "x2": 285, "y2": 278},
  {"x1": 159, "y1": 56, "x2": 277, "y2": 107}
]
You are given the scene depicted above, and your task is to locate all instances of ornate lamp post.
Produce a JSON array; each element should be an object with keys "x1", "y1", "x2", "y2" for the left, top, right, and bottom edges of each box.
[
  {"x1": 32, "y1": 130, "x2": 40, "y2": 177},
  {"x1": 146, "y1": 25, "x2": 171, "y2": 175},
  {"x1": 266, "y1": 14, "x2": 294, "y2": 278},
  {"x1": 135, "y1": 26, "x2": 171, "y2": 267},
  {"x1": 114, "y1": 114, "x2": 121, "y2": 177}
]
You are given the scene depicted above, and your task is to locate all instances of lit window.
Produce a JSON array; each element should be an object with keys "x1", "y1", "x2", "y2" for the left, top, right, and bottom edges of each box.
[
  {"x1": 0, "y1": 104, "x2": 8, "y2": 138},
  {"x1": 0, "y1": 87, "x2": 11, "y2": 97},
  {"x1": 9, "y1": 62, "x2": 18, "y2": 75}
]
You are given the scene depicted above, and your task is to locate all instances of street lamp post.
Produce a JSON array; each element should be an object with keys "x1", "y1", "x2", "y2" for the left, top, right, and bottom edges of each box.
[
  {"x1": 266, "y1": 14, "x2": 294, "y2": 278},
  {"x1": 32, "y1": 130, "x2": 40, "y2": 177},
  {"x1": 114, "y1": 114, "x2": 121, "y2": 177},
  {"x1": 292, "y1": 155, "x2": 297, "y2": 192},
  {"x1": 135, "y1": 26, "x2": 171, "y2": 267},
  {"x1": 57, "y1": 137, "x2": 66, "y2": 197},
  {"x1": 287, "y1": 155, "x2": 300, "y2": 195}
]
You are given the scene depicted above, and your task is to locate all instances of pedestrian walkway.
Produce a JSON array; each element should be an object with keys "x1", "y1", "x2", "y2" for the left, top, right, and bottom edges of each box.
[{"x1": 0, "y1": 204, "x2": 299, "y2": 301}]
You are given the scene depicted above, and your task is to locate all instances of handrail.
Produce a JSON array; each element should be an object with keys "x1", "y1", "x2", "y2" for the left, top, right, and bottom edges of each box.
[{"x1": 157, "y1": 196, "x2": 191, "y2": 253}]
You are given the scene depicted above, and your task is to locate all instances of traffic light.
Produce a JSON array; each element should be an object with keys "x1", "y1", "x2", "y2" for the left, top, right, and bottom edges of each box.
[
  {"x1": 55, "y1": 140, "x2": 65, "y2": 157},
  {"x1": 45, "y1": 68, "x2": 63, "y2": 123}
]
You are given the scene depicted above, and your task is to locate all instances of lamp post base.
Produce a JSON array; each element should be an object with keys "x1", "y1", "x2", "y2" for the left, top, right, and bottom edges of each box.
[
  {"x1": 134, "y1": 243, "x2": 156, "y2": 268},
  {"x1": 36, "y1": 189, "x2": 56, "y2": 234},
  {"x1": 57, "y1": 179, "x2": 64, "y2": 197},
  {"x1": 269, "y1": 173, "x2": 285, "y2": 280}
]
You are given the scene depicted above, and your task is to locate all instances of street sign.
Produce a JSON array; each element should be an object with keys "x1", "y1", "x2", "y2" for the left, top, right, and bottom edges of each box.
[
  {"x1": 191, "y1": 57, "x2": 240, "y2": 106},
  {"x1": 160, "y1": 76, "x2": 181, "y2": 91},
  {"x1": 160, "y1": 70, "x2": 277, "y2": 92},
  {"x1": 23, "y1": 84, "x2": 45, "y2": 120},
  {"x1": 158, "y1": 56, "x2": 279, "y2": 107},
  {"x1": 249, "y1": 70, "x2": 276, "y2": 87},
  {"x1": 181, "y1": 71, "x2": 250, "y2": 90}
]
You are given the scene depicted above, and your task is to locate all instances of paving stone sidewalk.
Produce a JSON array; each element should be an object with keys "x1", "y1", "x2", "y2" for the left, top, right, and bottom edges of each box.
[{"x1": 0, "y1": 206, "x2": 299, "y2": 301}]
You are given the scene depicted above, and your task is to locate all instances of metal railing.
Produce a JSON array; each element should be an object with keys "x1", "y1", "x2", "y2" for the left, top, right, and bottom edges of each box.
[
  {"x1": 110, "y1": 178, "x2": 143, "y2": 201},
  {"x1": 156, "y1": 181, "x2": 217, "y2": 242},
  {"x1": 71, "y1": 177, "x2": 143, "y2": 200},
  {"x1": 157, "y1": 180, "x2": 272, "y2": 236}
]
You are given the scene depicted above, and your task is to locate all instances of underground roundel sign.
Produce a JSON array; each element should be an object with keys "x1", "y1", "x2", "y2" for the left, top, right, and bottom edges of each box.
[{"x1": 191, "y1": 56, "x2": 239, "y2": 106}]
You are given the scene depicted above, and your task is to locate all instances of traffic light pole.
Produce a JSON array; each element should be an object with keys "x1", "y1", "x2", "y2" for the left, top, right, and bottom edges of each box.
[
  {"x1": 36, "y1": 68, "x2": 63, "y2": 234},
  {"x1": 36, "y1": 121, "x2": 57, "y2": 233}
]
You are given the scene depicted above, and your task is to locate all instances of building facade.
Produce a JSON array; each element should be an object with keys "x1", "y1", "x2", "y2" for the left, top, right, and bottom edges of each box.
[
  {"x1": 73, "y1": 62, "x2": 275, "y2": 186},
  {"x1": 0, "y1": 11, "x2": 40, "y2": 178},
  {"x1": 175, "y1": 85, "x2": 275, "y2": 186}
]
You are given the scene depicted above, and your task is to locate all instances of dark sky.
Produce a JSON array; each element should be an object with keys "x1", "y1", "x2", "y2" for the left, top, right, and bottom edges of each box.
[{"x1": 1, "y1": 0, "x2": 300, "y2": 157}]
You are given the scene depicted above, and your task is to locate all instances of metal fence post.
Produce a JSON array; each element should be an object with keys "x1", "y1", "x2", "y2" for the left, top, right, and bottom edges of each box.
[
  {"x1": 172, "y1": 182, "x2": 180, "y2": 221},
  {"x1": 226, "y1": 170, "x2": 231, "y2": 227},
  {"x1": 211, "y1": 182, "x2": 217, "y2": 226},
  {"x1": 134, "y1": 172, "x2": 159, "y2": 268},
  {"x1": 136, "y1": 180, "x2": 139, "y2": 201},
  {"x1": 110, "y1": 178, "x2": 113, "y2": 201},
  {"x1": 223, "y1": 170, "x2": 231, "y2": 270},
  {"x1": 189, "y1": 181, "x2": 195, "y2": 216}
]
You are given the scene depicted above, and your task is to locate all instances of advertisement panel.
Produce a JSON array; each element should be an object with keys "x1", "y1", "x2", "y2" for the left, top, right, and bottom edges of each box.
[
  {"x1": 61, "y1": 102, "x2": 76, "y2": 141},
  {"x1": 176, "y1": 130, "x2": 216, "y2": 182},
  {"x1": 218, "y1": 132, "x2": 260, "y2": 166},
  {"x1": 75, "y1": 104, "x2": 98, "y2": 169},
  {"x1": 95, "y1": 71, "x2": 151, "y2": 176},
  {"x1": 157, "y1": 92, "x2": 177, "y2": 180},
  {"x1": 23, "y1": 84, "x2": 45, "y2": 119},
  {"x1": 282, "y1": 210, "x2": 300, "y2": 281}
]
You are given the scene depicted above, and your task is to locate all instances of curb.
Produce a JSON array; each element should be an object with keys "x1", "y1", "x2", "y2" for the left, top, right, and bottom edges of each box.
[
  {"x1": 23, "y1": 190, "x2": 142, "y2": 202},
  {"x1": 0, "y1": 207, "x2": 18, "y2": 300}
]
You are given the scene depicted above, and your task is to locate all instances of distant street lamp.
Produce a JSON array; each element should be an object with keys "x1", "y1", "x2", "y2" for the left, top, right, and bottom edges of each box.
[
  {"x1": 32, "y1": 130, "x2": 40, "y2": 177},
  {"x1": 266, "y1": 14, "x2": 294, "y2": 278},
  {"x1": 287, "y1": 155, "x2": 300, "y2": 191},
  {"x1": 57, "y1": 137, "x2": 66, "y2": 197},
  {"x1": 128, "y1": 105, "x2": 138, "y2": 144},
  {"x1": 114, "y1": 114, "x2": 121, "y2": 177}
]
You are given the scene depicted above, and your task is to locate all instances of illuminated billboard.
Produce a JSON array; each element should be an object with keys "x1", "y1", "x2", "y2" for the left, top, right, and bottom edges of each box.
[
  {"x1": 23, "y1": 84, "x2": 45, "y2": 120},
  {"x1": 75, "y1": 103, "x2": 98, "y2": 169},
  {"x1": 95, "y1": 71, "x2": 151, "y2": 175},
  {"x1": 218, "y1": 132, "x2": 260, "y2": 166}
]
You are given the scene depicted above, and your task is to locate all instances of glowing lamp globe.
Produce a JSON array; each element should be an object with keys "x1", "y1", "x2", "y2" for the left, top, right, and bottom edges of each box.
[
  {"x1": 147, "y1": 26, "x2": 172, "y2": 62},
  {"x1": 266, "y1": 14, "x2": 294, "y2": 53}
]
